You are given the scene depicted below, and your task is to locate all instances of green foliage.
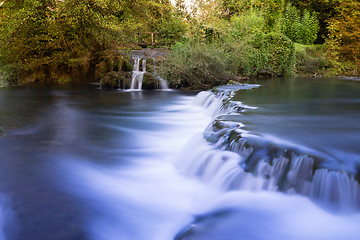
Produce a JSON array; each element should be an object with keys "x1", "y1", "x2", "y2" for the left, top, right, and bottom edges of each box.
[
  {"x1": 0, "y1": 0, "x2": 122, "y2": 84},
  {"x1": 326, "y1": 0, "x2": 360, "y2": 76},
  {"x1": 160, "y1": 30, "x2": 295, "y2": 89},
  {"x1": 0, "y1": 70, "x2": 7, "y2": 87},
  {"x1": 158, "y1": 13, "x2": 187, "y2": 46},
  {"x1": 281, "y1": 3, "x2": 319, "y2": 45},
  {"x1": 160, "y1": 0, "x2": 300, "y2": 89},
  {"x1": 258, "y1": 32, "x2": 295, "y2": 76},
  {"x1": 294, "y1": 44, "x2": 329, "y2": 75},
  {"x1": 160, "y1": 41, "x2": 230, "y2": 89},
  {"x1": 0, "y1": 0, "x2": 182, "y2": 85},
  {"x1": 288, "y1": 0, "x2": 340, "y2": 43},
  {"x1": 231, "y1": 32, "x2": 295, "y2": 77},
  {"x1": 2, "y1": 0, "x2": 357, "y2": 89},
  {"x1": 299, "y1": 10, "x2": 319, "y2": 44},
  {"x1": 230, "y1": 9, "x2": 265, "y2": 38},
  {"x1": 164, "y1": 0, "x2": 359, "y2": 89},
  {"x1": 282, "y1": 3, "x2": 301, "y2": 41}
]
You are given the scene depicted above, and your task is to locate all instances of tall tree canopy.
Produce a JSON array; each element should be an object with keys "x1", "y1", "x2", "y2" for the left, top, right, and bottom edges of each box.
[
  {"x1": 0, "y1": 0, "x2": 183, "y2": 84},
  {"x1": 327, "y1": 0, "x2": 360, "y2": 74}
]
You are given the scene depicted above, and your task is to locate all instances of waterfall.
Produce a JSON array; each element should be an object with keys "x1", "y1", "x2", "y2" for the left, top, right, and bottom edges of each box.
[
  {"x1": 142, "y1": 59, "x2": 146, "y2": 72},
  {"x1": 129, "y1": 57, "x2": 170, "y2": 90},
  {"x1": 312, "y1": 169, "x2": 360, "y2": 212},
  {"x1": 130, "y1": 58, "x2": 145, "y2": 90},
  {"x1": 157, "y1": 76, "x2": 169, "y2": 90},
  {"x1": 176, "y1": 85, "x2": 360, "y2": 213}
]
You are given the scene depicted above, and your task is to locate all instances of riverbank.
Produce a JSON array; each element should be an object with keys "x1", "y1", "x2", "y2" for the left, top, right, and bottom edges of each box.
[
  {"x1": 0, "y1": 44, "x2": 357, "y2": 90},
  {"x1": 157, "y1": 41, "x2": 359, "y2": 90}
]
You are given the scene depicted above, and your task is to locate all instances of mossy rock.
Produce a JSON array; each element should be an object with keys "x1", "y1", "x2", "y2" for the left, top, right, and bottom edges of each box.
[
  {"x1": 117, "y1": 71, "x2": 132, "y2": 89},
  {"x1": 95, "y1": 61, "x2": 108, "y2": 81},
  {"x1": 100, "y1": 71, "x2": 132, "y2": 89},
  {"x1": 122, "y1": 60, "x2": 133, "y2": 72},
  {"x1": 95, "y1": 52, "x2": 133, "y2": 83},
  {"x1": 142, "y1": 73, "x2": 158, "y2": 89},
  {"x1": 145, "y1": 58, "x2": 156, "y2": 73},
  {"x1": 100, "y1": 71, "x2": 120, "y2": 88},
  {"x1": 120, "y1": 72, "x2": 132, "y2": 89}
]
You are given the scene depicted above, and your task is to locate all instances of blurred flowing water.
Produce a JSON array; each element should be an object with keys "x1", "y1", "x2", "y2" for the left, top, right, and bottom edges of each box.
[{"x1": 0, "y1": 77, "x2": 359, "y2": 240}]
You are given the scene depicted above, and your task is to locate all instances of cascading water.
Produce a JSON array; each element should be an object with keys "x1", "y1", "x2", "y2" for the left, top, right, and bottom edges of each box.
[
  {"x1": 156, "y1": 76, "x2": 169, "y2": 90},
  {"x1": 176, "y1": 84, "x2": 360, "y2": 213},
  {"x1": 129, "y1": 57, "x2": 169, "y2": 91},
  {"x1": 130, "y1": 58, "x2": 145, "y2": 90},
  {"x1": 2, "y1": 78, "x2": 360, "y2": 240}
]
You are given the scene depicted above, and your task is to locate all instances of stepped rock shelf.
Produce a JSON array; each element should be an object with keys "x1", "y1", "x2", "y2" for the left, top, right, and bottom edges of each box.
[
  {"x1": 179, "y1": 84, "x2": 360, "y2": 213},
  {"x1": 96, "y1": 49, "x2": 170, "y2": 90}
]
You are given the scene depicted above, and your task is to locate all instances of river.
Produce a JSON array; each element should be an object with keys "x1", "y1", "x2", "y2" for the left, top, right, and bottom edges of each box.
[{"x1": 0, "y1": 77, "x2": 359, "y2": 240}]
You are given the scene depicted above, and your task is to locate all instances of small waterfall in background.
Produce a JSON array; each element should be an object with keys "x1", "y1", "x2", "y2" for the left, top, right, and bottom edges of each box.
[
  {"x1": 130, "y1": 58, "x2": 145, "y2": 90},
  {"x1": 129, "y1": 57, "x2": 169, "y2": 91},
  {"x1": 159, "y1": 77, "x2": 169, "y2": 90},
  {"x1": 175, "y1": 84, "x2": 360, "y2": 213},
  {"x1": 155, "y1": 75, "x2": 170, "y2": 90}
]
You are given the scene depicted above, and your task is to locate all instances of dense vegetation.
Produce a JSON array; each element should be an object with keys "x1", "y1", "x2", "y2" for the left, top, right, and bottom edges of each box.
[
  {"x1": 0, "y1": 0, "x2": 359, "y2": 88},
  {"x1": 0, "y1": 0, "x2": 184, "y2": 86},
  {"x1": 159, "y1": 0, "x2": 359, "y2": 89}
]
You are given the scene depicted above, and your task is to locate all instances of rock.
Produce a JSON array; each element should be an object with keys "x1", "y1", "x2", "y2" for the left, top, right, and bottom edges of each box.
[
  {"x1": 95, "y1": 51, "x2": 133, "y2": 83},
  {"x1": 100, "y1": 71, "x2": 131, "y2": 89},
  {"x1": 146, "y1": 58, "x2": 156, "y2": 73},
  {"x1": 142, "y1": 73, "x2": 158, "y2": 89}
]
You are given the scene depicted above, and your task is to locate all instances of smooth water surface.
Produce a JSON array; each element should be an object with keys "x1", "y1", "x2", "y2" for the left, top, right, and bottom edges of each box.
[{"x1": 0, "y1": 87, "x2": 216, "y2": 240}]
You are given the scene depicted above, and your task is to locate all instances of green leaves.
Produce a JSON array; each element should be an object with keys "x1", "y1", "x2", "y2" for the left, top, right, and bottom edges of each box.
[
  {"x1": 326, "y1": 0, "x2": 360, "y2": 75},
  {"x1": 282, "y1": 3, "x2": 319, "y2": 45},
  {"x1": 0, "y1": 0, "x2": 182, "y2": 84},
  {"x1": 162, "y1": 41, "x2": 230, "y2": 89}
]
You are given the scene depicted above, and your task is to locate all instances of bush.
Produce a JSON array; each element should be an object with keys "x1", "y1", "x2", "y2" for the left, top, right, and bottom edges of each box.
[
  {"x1": 159, "y1": 41, "x2": 230, "y2": 89},
  {"x1": 281, "y1": 3, "x2": 319, "y2": 45},
  {"x1": 295, "y1": 44, "x2": 329, "y2": 75},
  {"x1": 231, "y1": 32, "x2": 295, "y2": 77},
  {"x1": 230, "y1": 9, "x2": 265, "y2": 39},
  {"x1": 261, "y1": 32, "x2": 296, "y2": 76}
]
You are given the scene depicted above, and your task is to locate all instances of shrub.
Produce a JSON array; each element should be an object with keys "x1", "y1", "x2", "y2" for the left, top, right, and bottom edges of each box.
[
  {"x1": 231, "y1": 32, "x2": 295, "y2": 77},
  {"x1": 159, "y1": 41, "x2": 230, "y2": 89},
  {"x1": 230, "y1": 9, "x2": 265, "y2": 39},
  {"x1": 295, "y1": 44, "x2": 329, "y2": 75},
  {"x1": 282, "y1": 3, "x2": 319, "y2": 45}
]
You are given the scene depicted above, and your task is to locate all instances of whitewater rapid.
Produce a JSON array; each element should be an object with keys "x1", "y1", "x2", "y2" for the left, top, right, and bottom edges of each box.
[{"x1": 53, "y1": 85, "x2": 360, "y2": 240}]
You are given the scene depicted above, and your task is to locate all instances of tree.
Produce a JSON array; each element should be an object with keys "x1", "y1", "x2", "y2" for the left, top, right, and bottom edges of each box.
[
  {"x1": 281, "y1": 3, "x2": 319, "y2": 45},
  {"x1": 288, "y1": 0, "x2": 340, "y2": 43},
  {"x1": 0, "y1": 0, "x2": 57, "y2": 83},
  {"x1": 327, "y1": 0, "x2": 360, "y2": 73},
  {"x1": 0, "y1": 0, "x2": 183, "y2": 84}
]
